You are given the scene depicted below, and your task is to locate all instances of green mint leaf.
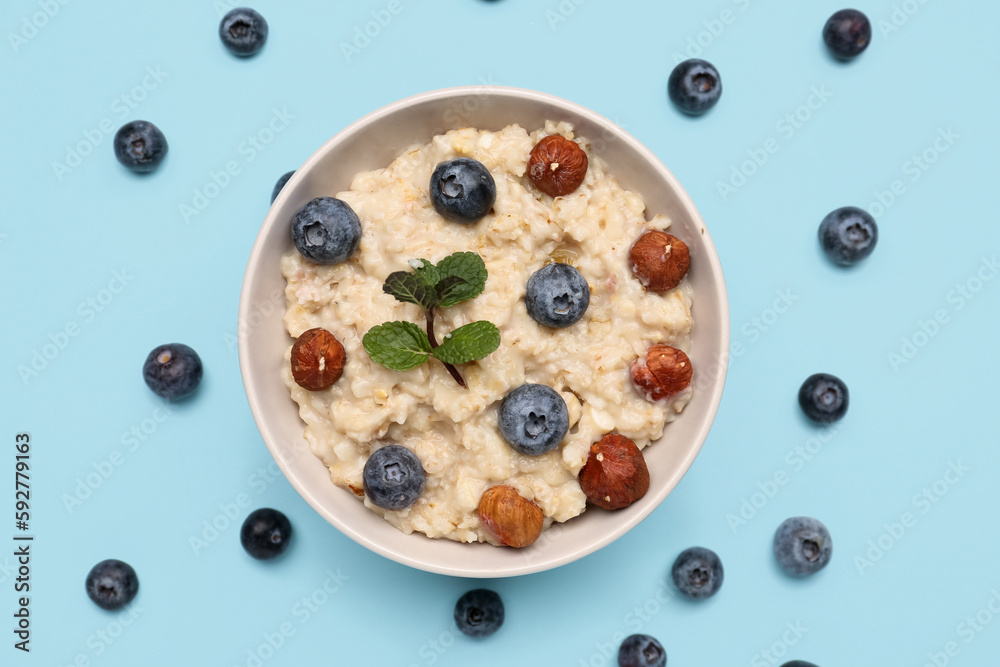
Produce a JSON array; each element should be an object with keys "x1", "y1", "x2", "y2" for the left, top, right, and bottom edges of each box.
[
  {"x1": 435, "y1": 275, "x2": 469, "y2": 305},
  {"x1": 383, "y1": 272, "x2": 438, "y2": 310},
  {"x1": 363, "y1": 321, "x2": 432, "y2": 371},
  {"x1": 431, "y1": 321, "x2": 501, "y2": 365},
  {"x1": 435, "y1": 252, "x2": 488, "y2": 307},
  {"x1": 411, "y1": 258, "x2": 440, "y2": 287}
]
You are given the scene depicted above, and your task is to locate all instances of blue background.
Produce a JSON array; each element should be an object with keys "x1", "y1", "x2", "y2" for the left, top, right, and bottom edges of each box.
[{"x1": 2, "y1": 0, "x2": 998, "y2": 665}]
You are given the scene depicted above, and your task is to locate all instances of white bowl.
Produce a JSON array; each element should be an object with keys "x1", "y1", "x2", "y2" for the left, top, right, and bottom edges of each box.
[{"x1": 238, "y1": 86, "x2": 729, "y2": 577}]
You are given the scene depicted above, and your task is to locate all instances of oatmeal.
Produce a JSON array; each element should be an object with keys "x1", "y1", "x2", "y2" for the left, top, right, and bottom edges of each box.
[{"x1": 280, "y1": 121, "x2": 693, "y2": 544}]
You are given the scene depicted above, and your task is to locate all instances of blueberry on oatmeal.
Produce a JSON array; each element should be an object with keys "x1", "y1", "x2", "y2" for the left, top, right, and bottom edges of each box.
[
  {"x1": 525, "y1": 262, "x2": 590, "y2": 328},
  {"x1": 429, "y1": 158, "x2": 496, "y2": 224},
  {"x1": 290, "y1": 197, "x2": 362, "y2": 265},
  {"x1": 498, "y1": 384, "x2": 569, "y2": 456},
  {"x1": 363, "y1": 445, "x2": 426, "y2": 510}
]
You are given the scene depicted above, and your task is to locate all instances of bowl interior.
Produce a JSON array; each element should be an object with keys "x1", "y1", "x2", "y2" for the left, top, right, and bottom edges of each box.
[{"x1": 239, "y1": 86, "x2": 729, "y2": 577}]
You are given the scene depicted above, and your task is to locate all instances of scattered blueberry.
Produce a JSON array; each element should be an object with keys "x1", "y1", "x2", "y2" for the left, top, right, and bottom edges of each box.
[
  {"x1": 668, "y1": 59, "x2": 722, "y2": 115},
  {"x1": 525, "y1": 263, "x2": 590, "y2": 328},
  {"x1": 271, "y1": 170, "x2": 294, "y2": 203},
  {"x1": 818, "y1": 206, "x2": 878, "y2": 266},
  {"x1": 113, "y1": 120, "x2": 168, "y2": 173},
  {"x1": 781, "y1": 662, "x2": 820, "y2": 667},
  {"x1": 671, "y1": 547, "x2": 724, "y2": 599},
  {"x1": 219, "y1": 8, "x2": 268, "y2": 56},
  {"x1": 454, "y1": 589, "x2": 504, "y2": 638},
  {"x1": 142, "y1": 343, "x2": 203, "y2": 400},
  {"x1": 85, "y1": 559, "x2": 139, "y2": 611},
  {"x1": 823, "y1": 9, "x2": 871, "y2": 60},
  {"x1": 429, "y1": 158, "x2": 496, "y2": 224},
  {"x1": 291, "y1": 197, "x2": 362, "y2": 265},
  {"x1": 363, "y1": 445, "x2": 426, "y2": 510},
  {"x1": 618, "y1": 634, "x2": 667, "y2": 667},
  {"x1": 798, "y1": 373, "x2": 848, "y2": 423},
  {"x1": 497, "y1": 384, "x2": 569, "y2": 456},
  {"x1": 774, "y1": 517, "x2": 833, "y2": 576},
  {"x1": 240, "y1": 508, "x2": 293, "y2": 560}
]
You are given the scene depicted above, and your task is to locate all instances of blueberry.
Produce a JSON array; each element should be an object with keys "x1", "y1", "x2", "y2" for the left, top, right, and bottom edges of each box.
[
  {"x1": 219, "y1": 8, "x2": 268, "y2": 56},
  {"x1": 363, "y1": 445, "x2": 426, "y2": 510},
  {"x1": 823, "y1": 9, "x2": 871, "y2": 60},
  {"x1": 618, "y1": 634, "x2": 667, "y2": 667},
  {"x1": 142, "y1": 343, "x2": 203, "y2": 400},
  {"x1": 774, "y1": 517, "x2": 833, "y2": 576},
  {"x1": 429, "y1": 158, "x2": 496, "y2": 224},
  {"x1": 780, "y1": 662, "x2": 820, "y2": 667},
  {"x1": 454, "y1": 589, "x2": 504, "y2": 638},
  {"x1": 668, "y1": 59, "x2": 722, "y2": 115},
  {"x1": 671, "y1": 547, "x2": 724, "y2": 600},
  {"x1": 85, "y1": 559, "x2": 139, "y2": 610},
  {"x1": 798, "y1": 373, "x2": 848, "y2": 423},
  {"x1": 271, "y1": 170, "x2": 294, "y2": 203},
  {"x1": 113, "y1": 120, "x2": 168, "y2": 173},
  {"x1": 525, "y1": 263, "x2": 590, "y2": 328},
  {"x1": 818, "y1": 206, "x2": 877, "y2": 266},
  {"x1": 240, "y1": 508, "x2": 293, "y2": 560},
  {"x1": 498, "y1": 384, "x2": 569, "y2": 456},
  {"x1": 290, "y1": 197, "x2": 362, "y2": 265}
]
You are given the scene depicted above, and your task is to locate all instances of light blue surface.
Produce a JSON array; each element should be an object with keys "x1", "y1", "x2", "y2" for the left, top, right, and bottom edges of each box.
[{"x1": 2, "y1": 0, "x2": 999, "y2": 664}]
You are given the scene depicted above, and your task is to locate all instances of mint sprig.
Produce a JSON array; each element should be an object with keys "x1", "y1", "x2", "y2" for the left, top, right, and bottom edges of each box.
[
  {"x1": 363, "y1": 321, "x2": 433, "y2": 371},
  {"x1": 433, "y1": 321, "x2": 502, "y2": 365},
  {"x1": 363, "y1": 252, "x2": 500, "y2": 387}
]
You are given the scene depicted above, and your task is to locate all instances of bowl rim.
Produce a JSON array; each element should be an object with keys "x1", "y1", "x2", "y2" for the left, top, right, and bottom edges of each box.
[{"x1": 239, "y1": 85, "x2": 730, "y2": 577}]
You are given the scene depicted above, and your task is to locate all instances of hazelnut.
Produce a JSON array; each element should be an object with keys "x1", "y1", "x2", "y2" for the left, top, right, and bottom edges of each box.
[
  {"x1": 527, "y1": 135, "x2": 588, "y2": 197},
  {"x1": 629, "y1": 230, "x2": 690, "y2": 292},
  {"x1": 630, "y1": 344, "x2": 693, "y2": 401},
  {"x1": 477, "y1": 485, "x2": 544, "y2": 548},
  {"x1": 578, "y1": 434, "x2": 650, "y2": 510},
  {"x1": 290, "y1": 328, "x2": 345, "y2": 391}
]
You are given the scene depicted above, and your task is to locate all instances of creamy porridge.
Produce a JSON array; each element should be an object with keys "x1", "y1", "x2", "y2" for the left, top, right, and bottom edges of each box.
[{"x1": 280, "y1": 121, "x2": 693, "y2": 544}]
